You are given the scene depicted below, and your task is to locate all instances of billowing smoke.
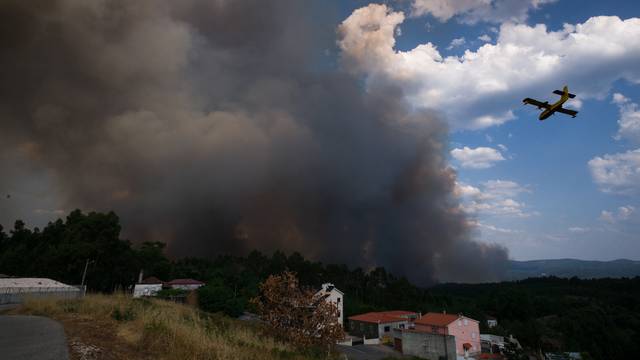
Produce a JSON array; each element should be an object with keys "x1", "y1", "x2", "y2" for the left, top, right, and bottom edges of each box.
[{"x1": 0, "y1": 0, "x2": 508, "y2": 284}]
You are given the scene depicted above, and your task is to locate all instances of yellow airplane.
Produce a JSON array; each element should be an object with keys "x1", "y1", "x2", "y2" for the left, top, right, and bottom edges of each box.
[{"x1": 523, "y1": 86, "x2": 579, "y2": 120}]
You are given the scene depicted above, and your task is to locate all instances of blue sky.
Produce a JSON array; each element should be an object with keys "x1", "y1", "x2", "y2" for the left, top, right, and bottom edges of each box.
[{"x1": 330, "y1": 0, "x2": 640, "y2": 260}]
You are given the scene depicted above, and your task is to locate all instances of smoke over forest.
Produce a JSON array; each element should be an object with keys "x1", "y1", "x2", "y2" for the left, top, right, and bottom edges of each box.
[{"x1": 0, "y1": 0, "x2": 508, "y2": 284}]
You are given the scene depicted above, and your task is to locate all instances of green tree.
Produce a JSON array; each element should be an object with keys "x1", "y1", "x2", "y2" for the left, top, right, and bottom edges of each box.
[{"x1": 198, "y1": 281, "x2": 245, "y2": 317}]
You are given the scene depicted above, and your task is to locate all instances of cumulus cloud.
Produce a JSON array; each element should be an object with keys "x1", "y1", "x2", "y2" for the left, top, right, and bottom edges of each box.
[
  {"x1": 447, "y1": 37, "x2": 466, "y2": 50},
  {"x1": 450, "y1": 146, "x2": 505, "y2": 169},
  {"x1": 478, "y1": 34, "x2": 492, "y2": 42},
  {"x1": 455, "y1": 180, "x2": 533, "y2": 218},
  {"x1": 600, "y1": 206, "x2": 635, "y2": 223},
  {"x1": 612, "y1": 93, "x2": 640, "y2": 143},
  {"x1": 588, "y1": 149, "x2": 640, "y2": 194},
  {"x1": 338, "y1": 5, "x2": 640, "y2": 129},
  {"x1": 411, "y1": 0, "x2": 556, "y2": 24}
]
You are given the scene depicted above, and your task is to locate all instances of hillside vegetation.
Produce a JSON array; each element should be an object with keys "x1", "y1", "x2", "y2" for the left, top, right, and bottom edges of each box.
[
  {"x1": 12, "y1": 294, "x2": 328, "y2": 360},
  {"x1": 506, "y1": 259, "x2": 640, "y2": 280}
]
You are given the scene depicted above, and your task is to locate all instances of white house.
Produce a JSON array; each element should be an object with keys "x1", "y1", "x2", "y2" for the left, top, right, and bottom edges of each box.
[
  {"x1": 316, "y1": 283, "x2": 344, "y2": 325},
  {"x1": 132, "y1": 277, "x2": 164, "y2": 298},
  {"x1": 166, "y1": 278, "x2": 205, "y2": 291},
  {"x1": 486, "y1": 316, "x2": 498, "y2": 328}
]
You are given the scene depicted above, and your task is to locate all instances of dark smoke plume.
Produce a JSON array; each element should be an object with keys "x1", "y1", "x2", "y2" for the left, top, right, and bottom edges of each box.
[{"x1": 0, "y1": 0, "x2": 508, "y2": 284}]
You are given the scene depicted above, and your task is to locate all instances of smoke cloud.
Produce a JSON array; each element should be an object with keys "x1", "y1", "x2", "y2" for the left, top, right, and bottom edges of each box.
[{"x1": 0, "y1": 0, "x2": 508, "y2": 284}]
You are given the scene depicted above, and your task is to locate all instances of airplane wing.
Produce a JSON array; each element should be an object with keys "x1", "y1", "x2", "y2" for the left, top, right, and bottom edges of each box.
[
  {"x1": 556, "y1": 107, "x2": 579, "y2": 118},
  {"x1": 523, "y1": 98, "x2": 550, "y2": 109}
]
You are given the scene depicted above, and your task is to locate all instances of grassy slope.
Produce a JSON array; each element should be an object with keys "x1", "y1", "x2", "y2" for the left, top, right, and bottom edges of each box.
[{"x1": 11, "y1": 294, "x2": 326, "y2": 360}]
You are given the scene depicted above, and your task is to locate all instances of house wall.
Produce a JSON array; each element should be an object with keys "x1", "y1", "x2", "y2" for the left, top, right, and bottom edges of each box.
[
  {"x1": 349, "y1": 320, "x2": 379, "y2": 340},
  {"x1": 377, "y1": 320, "x2": 409, "y2": 341},
  {"x1": 446, "y1": 317, "x2": 481, "y2": 356},
  {"x1": 0, "y1": 287, "x2": 82, "y2": 304},
  {"x1": 348, "y1": 320, "x2": 408, "y2": 340},
  {"x1": 324, "y1": 289, "x2": 343, "y2": 325},
  {"x1": 414, "y1": 323, "x2": 448, "y2": 335},
  {"x1": 133, "y1": 284, "x2": 162, "y2": 298},
  {"x1": 393, "y1": 329, "x2": 456, "y2": 360},
  {"x1": 169, "y1": 284, "x2": 203, "y2": 291}
]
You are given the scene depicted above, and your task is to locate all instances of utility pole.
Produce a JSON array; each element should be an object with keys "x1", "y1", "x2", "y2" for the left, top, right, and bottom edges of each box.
[{"x1": 81, "y1": 259, "x2": 94, "y2": 287}]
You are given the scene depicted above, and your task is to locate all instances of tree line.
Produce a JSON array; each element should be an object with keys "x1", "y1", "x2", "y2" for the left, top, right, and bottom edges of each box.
[{"x1": 1, "y1": 210, "x2": 639, "y2": 359}]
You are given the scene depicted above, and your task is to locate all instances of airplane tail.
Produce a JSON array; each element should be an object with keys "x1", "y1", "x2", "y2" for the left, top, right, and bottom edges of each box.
[{"x1": 553, "y1": 86, "x2": 576, "y2": 99}]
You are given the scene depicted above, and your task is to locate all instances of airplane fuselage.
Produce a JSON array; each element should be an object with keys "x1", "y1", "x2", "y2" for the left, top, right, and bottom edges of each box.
[{"x1": 539, "y1": 97, "x2": 568, "y2": 120}]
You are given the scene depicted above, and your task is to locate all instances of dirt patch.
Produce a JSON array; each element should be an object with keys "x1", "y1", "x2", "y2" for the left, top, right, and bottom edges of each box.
[{"x1": 54, "y1": 314, "x2": 156, "y2": 360}]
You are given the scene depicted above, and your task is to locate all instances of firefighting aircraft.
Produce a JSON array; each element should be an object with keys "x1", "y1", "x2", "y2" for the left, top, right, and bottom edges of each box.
[{"x1": 523, "y1": 86, "x2": 579, "y2": 120}]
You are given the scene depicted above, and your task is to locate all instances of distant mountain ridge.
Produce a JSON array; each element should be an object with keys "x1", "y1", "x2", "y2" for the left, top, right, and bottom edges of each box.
[{"x1": 506, "y1": 258, "x2": 640, "y2": 280}]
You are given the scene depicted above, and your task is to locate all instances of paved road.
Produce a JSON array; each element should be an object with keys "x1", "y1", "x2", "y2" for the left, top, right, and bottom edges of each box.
[
  {"x1": 337, "y1": 344, "x2": 406, "y2": 360},
  {"x1": 0, "y1": 315, "x2": 69, "y2": 360}
]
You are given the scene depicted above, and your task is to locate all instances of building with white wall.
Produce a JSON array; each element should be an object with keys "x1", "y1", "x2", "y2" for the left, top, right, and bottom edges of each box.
[
  {"x1": 316, "y1": 283, "x2": 344, "y2": 325},
  {"x1": 0, "y1": 277, "x2": 82, "y2": 304},
  {"x1": 348, "y1": 311, "x2": 419, "y2": 343},
  {"x1": 132, "y1": 277, "x2": 164, "y2": 298},
  {"x1": 165, "y1": 278, "x2": 205, "y2": 291}
]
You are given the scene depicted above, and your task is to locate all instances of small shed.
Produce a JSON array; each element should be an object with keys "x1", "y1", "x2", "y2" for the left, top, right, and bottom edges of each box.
[
  {"x1": 132, "y1": 277, "x2": 164, "y2": 298},
  {"x1": 0, "y1": 278, "x2": 82, "y2": 304}
]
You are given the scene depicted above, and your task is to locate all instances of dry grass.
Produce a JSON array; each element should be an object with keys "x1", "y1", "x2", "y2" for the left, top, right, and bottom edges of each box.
[{"x1": 12, "y1": 294, "x2": 331, "y2": 360}]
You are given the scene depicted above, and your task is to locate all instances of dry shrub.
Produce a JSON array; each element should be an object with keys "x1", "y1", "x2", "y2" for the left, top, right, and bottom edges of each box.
[{"x1": 16, "y1": 294, "x2": 333, "y2": 360}]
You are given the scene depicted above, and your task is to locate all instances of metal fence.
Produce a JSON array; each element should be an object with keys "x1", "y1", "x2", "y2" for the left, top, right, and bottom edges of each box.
[{"x1": 0, "y1": 286, "x2": 84, "y2": 305}]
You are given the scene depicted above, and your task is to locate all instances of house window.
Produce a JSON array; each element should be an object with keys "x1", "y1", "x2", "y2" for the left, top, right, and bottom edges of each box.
[
  {"x1": 337, "y1": 297, "x2": 341, "y2": 303},
  {"x1": 400, "y1": 324, "x2": 405, "y2": 329},
  {"x1": 384, "y1": 326, "x2": 390, "y2": 332},
  {"x1": 458, "y1": 320, "x2": 462, "y2": 327},
  {"x1": 472, "y1": 332, "x2": 476, "y2": 339},
  {"x1": 464, "y1": 319, "x2": 468, "y2": 326}
]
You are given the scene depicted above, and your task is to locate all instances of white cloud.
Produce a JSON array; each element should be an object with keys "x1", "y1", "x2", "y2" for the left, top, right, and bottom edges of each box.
[
  {"x1": 471, "y1": 111, "x2": 515, "y2": 129},
  {"x1": 455, "y1": 179, "x2": 533, "y2": 218},
  {"x1": 478, "y1": 34, "x2": 492, "y2": 42},
  {"x1": 485, "y1": 134, "x2": 493, "y2": 142},
  {"x1": 470, "y1": 220, "x2": 521, "y2": 234},
  {"x1": 483, "y1": 179, "x2": 529, "y2": 198},
  {"x1": 411, "y1": 0, "x2": 556, "y2": 24},
  {"x1": 447, "y1": 37, "x2": 466, "y2": 50},
  {"x1": 619, "y1": 205, "x2": 635, "y2": 220},
  {"x1": 612, "y1": 93, "x2": 640, "y2": 143},
  {"x1": 450, "y1": 146, "x2": 505, "y2": 169},
  {"x1": 497, "y1": 143, "x2": 508, "y2": 152},
  {"x1": 568, "y1": 226, "x2": 590, "y2": 233},
  {"x1": 338, "y1": 6, "x2": 640, "y2": 129},
  {"x1": 600, "y1": 210, "x2": 615, "y2": 223},
  {"x1": 600, "y1": 206, "x2": 635, "y2": 223},
  {"x1": 588, "y1": 149, "x2": 640, "y2": 194}
]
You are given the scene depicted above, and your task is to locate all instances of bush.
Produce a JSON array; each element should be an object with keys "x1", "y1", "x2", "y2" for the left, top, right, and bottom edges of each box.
[{"x1": 198, "y1": 283, "x2": 245, "y2": 317}]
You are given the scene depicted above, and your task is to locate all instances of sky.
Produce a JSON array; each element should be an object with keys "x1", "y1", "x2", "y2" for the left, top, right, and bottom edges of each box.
[
  {"x1": 1, "y1": 0, "x2": 640, "y2": 266},
  {"x1": 328, "y1": 0, "x2": 640, "y2": 261}
]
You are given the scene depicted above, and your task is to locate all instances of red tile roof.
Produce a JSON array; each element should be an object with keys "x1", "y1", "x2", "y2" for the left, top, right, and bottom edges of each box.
[
  {"x1": 166, "y1": 278, "x2": 204, "y2": 285},
  {"x1": 414, "y1": 312, "x2": 460, "y2": 327},
  {"x1": 348, "y1": 311, "x2": 417, "y2": 324},
  {"x1": 378, "y1": 310, "x2": 417, "y2": 317}
]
